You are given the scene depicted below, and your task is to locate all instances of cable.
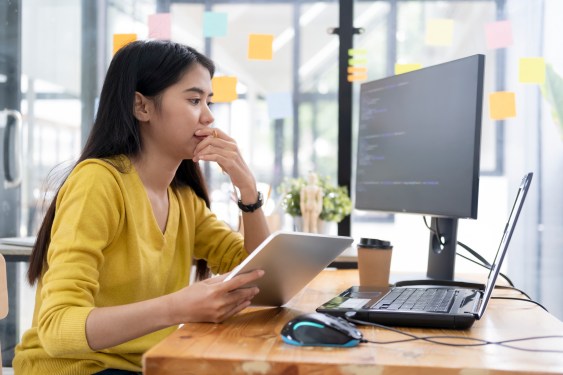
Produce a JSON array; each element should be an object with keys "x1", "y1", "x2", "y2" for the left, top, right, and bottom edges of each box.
[
  {"x1": 494, "y1": 285, "x2": 532, "y2": 300},
  {"x1": 346, "y1": 316, "x2": 563, "y2": 354},
  {"x1": 423, "y1": 216, "x2": 446, "y2": 247},
  {"x1": 491, "y1": 296, "x2": 548, "y2": 312},
  {"x1": 420, "y1": 217, "x2": 549, "y2": 310},
  {"x1": 456, "y1": 250, "x2": 514, "y2": 287},
  {"x1": 422, "y1": 216, "x2": 515, "y2": 287}
]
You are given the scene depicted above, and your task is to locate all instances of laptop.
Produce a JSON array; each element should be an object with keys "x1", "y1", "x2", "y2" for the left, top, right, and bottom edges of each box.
[
  {"x1": 317, "y1": 172, "x2": 533, "y2": 329},
  {"x1": 224, "y1": 231, "x2": 353, "y2": 306}
]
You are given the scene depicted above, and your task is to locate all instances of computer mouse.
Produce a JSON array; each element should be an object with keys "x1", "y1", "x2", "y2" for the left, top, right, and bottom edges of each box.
[{"x1": 280, "y1": 312, "x2": 363, "y2": 347}]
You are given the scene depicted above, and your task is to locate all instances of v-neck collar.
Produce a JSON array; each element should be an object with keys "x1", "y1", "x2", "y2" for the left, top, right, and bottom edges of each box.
[{"x1": 129, "y1": 161, "x2": 179, "y2": 247}]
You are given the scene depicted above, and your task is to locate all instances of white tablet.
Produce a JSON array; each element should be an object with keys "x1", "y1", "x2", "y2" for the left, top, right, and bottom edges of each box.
[{"x1": 224, "y1": 231, "x2": 353, "y2": 306}]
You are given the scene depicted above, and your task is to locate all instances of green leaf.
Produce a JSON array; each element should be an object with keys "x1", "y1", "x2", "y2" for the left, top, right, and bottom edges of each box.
[
  {"x1": 541, "y1": 64, "x2": 563, "y2": 140},
  {"x1": 278, "y1": 175, "x2": 352, "y2": 223}
]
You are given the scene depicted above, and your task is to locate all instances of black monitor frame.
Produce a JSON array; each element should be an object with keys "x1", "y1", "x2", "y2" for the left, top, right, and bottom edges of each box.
[{"x1": 355, "y1": 55, "x2": 485, "y2": 281}]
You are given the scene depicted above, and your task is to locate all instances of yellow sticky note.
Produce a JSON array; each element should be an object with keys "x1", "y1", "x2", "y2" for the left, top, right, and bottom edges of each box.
[
  {"x1": 212, "y1": 76, "x2": 238, "y2": 103},
  {"x1": 519, "y1": 57, "x2": 546, "y2": 84},
  {"x1": 425, "y1": 19, "x2": 454, "y2": 46},
  {"x1": 395, "y1": 63, "x2": 422, "y2": 75},
  {"x1": 113, "y1": 33, "x2": 137, "y2": 55},
  {"x1": 248, "y1": 34, "x2": 274, "y2": 60},
  {"x1": 489, "y1": 91, "x2": 516, "y2": 120}
]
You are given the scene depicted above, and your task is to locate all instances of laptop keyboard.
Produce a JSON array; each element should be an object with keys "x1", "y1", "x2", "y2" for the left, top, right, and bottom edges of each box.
[{"x1": 373, "y1": 288, "x2": 456, "y2": 313}]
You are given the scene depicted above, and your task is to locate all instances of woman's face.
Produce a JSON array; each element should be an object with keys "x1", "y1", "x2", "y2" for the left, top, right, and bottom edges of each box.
[{"x1": 141, "y1": 63, "x2": 215, "y2": 161}]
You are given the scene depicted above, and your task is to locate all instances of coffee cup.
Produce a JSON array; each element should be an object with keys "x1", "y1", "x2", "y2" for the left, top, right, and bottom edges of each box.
[{"x1": 357, "y1": 238, "x2": 393, "y2": 287}]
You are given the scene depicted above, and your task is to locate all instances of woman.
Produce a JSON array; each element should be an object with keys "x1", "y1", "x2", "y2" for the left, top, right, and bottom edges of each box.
[{"x1": 14, "y1": 40, "x2": 269, "y2": 374}]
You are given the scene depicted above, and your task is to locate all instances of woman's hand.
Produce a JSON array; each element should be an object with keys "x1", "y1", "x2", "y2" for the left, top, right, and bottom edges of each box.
[
  {"x1": 167, "y1": 269, "x2": 264, "y2": 324},
  {"x1": 192, "y1": 127, "x2": 270, "y2": 254},
  {"x1": 192, "y1": 128, "x2": 256, "y2": 200}
]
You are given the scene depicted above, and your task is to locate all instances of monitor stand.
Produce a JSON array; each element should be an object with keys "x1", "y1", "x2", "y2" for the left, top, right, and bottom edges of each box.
[
  {"x1": 389, "y1": 217, "x2": 459, "y2": 285},
  {"x1": 426, "y1": 217, "x2": 458, "y2": 281},
  {"x1": 390, "y1": 217, "x2": 485, "y2": 288}
]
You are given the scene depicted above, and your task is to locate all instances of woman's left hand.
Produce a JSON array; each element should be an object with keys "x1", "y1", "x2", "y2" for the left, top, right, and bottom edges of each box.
[{"x1": 192, "y1": 128, "x2": 256, "y2": 196}]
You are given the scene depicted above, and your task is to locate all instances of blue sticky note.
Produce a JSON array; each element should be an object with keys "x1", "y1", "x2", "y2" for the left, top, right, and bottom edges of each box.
[
  {"x1": 203, "y1": 12, "x2": 228, "y2": 37},
  {"x1": 266, "y1": 92, "x2": 293, "y2": 120}
]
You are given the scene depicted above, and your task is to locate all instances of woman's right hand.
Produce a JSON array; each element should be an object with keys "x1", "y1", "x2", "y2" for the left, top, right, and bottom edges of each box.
[{"x1": 167, "y1": 269, "x2": 264, "y2": 324}]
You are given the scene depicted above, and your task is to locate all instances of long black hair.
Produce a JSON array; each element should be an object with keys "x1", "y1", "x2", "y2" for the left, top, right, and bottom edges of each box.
[{"x1": 27, "y1": 40, "x2": 215, "y2": 285}]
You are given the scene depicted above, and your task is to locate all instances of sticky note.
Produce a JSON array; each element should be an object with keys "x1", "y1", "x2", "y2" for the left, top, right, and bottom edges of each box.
[
  {"x1": 266, "y1": 92, "x2": 293, "y2": 120},
  {"x1": 348, "y1": 49, "x2": 367, "y2": 56},
  {"x1": 212, "y1": 76, "x2": 238, "y2": 103},
  {"x1": 425, "y1": 19, "x2": 454, "y2": 46},
  {"x1": 203, "y1": 12, "x2": 228, "y2": 37},
  {"x1": 395, "y1": 64, "x2": 422, "y2": 75},
  {"x1": 347, "y1": 74, "x2": 368, "y2": 82},
  {"x1": 485, "y1": 20, "x2": 513, "y2": 50},
  {"x1": 489, "y1": 91, "x2": 516, "y2": 120},
  {"x1": 148, "y1": 13, "x2": 171, "y2": 40},
  {"x1": 348, "y1": 58, "x2": 368, "y2": 66},
  {"x1": 347, "y1": 67, "x2": 367, "y2": 74},
  {"x1": 248, "y1": 34, "x2": 274, "y2": 60},
  {"x1": 113, "y1": 33, "x2": 137, "y2": 55},
  {"x1": 519, "y1": 57, "x2": 546, "y2": 84}
]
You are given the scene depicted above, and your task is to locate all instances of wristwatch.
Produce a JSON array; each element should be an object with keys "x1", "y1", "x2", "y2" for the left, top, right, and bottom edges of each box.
[{"x1": 237, "y1": 191, "x2": 264, "y2": 213}]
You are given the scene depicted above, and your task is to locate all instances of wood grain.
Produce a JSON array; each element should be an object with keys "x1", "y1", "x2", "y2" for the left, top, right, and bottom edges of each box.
[{"x1": 143, "y1": 270, "x2": 563, "y2": 375}]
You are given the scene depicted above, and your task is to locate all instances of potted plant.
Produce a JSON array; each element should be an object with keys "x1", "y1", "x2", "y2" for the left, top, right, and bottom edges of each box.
[{"x1": 279, "y1": 175, "x2": 353, "y2": 229}]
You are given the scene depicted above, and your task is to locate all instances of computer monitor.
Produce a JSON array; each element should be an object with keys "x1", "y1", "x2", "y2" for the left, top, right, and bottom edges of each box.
[{"x1": 355, "y1": 54, "x2": 485, "y2": 281}]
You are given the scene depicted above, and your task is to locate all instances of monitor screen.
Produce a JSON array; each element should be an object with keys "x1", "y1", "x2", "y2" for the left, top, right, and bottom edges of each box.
[
  {"x1": 355, "y1": 54, "x2": 485, "y2": 280},
  {"x1": 356, "y1": 54, "x2": 484, "y2": 219}
]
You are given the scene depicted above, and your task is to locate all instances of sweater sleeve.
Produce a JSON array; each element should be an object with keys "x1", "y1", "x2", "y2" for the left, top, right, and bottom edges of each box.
[
  {"x1": 37, "y1": 161, "x2": 123, "y2": 357},
  {"x1": 189, "y1": 190, "x2": 247, "y2": 275}
]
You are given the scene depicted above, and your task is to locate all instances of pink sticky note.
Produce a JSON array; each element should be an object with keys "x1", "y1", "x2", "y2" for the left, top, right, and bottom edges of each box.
[
  {"x1": 149, "y1": 13, "x2": 171, "y2": 40},
  {"x1": 485, "y1": 20, "x2": 513, "y2": 50}
]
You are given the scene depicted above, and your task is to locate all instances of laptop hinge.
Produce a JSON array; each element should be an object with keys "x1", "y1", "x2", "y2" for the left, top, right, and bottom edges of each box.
[{"x1": 472, "y1": 293, "x2": 484, "y2": 316}]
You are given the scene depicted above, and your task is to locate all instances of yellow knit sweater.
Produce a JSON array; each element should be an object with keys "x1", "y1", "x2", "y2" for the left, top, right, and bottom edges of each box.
[{"x1": 13, "y1": 157, "x2": 246, "y2": 374}]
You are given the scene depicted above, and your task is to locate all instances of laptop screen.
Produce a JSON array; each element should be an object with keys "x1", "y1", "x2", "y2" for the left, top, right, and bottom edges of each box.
[{"x1": 477, "y1": 173, "x2": 533, "y2": 317}]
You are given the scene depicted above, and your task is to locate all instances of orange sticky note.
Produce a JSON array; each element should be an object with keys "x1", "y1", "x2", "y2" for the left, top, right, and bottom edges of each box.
[
  {"x1": 519, "y1": 57, "x2": 546, "y2": 84},
  {"x1": 395, "y1": 63, "x2": 422, "y2": 75},
  {"x1": 489, "y1": 91, "x2": 516, "y2": 120},
  {"x1": 212, "y1": 76, "x2": 238, "y2": 103},
  {"x1": 347, "y1": 74, "x2": 368, "y2": 82},
  {"x1": 113, "y1": 33, "x2": 137, "y2": 55},
  {"x1": 425, "y1": 19, "x2": 454, "y2": 46},
  {"x1": 248, "y1": 34, "x2": 274, "y2": 60},
  {"x1": 347, "y1": 67, "x2": 367, "y2": 74}
]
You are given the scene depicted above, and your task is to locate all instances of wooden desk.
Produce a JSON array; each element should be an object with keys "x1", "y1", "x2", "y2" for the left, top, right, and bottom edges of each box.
[{"x1": 143, "y1": 269, "x2": 563, "y2": 375}]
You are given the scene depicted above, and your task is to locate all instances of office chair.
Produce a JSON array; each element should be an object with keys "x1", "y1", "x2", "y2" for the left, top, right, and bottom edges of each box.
[{"x1": 0, "y1": 254, "x2": 8, "y2": 375}]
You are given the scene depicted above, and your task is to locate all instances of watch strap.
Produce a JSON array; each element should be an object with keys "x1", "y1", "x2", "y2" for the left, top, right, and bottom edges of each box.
[{"x1": 237, "y1": 192, "x2": 264, "y2": 213}]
